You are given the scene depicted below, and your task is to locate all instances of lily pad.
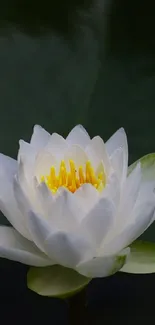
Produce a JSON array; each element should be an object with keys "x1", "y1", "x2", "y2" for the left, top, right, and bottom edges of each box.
[
  {"x1": 27, "y1": 265, "x2": 91, "y2": 298},
  {"x1": 120, "y1": 240, "x2": 155, "y2": 274}
]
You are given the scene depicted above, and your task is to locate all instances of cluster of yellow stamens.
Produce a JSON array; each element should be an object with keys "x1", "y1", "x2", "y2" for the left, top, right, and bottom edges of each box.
[{"x1": 40, "y1": 160, "x2": 106, "y2": 194}]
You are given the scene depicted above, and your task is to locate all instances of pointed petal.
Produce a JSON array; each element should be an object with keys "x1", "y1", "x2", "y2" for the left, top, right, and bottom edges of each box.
[
  {"x1": 66, "y1": 125, "x2": 90, "y2": 148},
  {"x1": 13, "y1": 175, "x2": 37, "y2": 217},
  {"x1": 34, "y1": 181, "x2": 55, "y2": 217},
  {"x1": 17, "y1": 141, "x2": 37, "y2": 187},
  {"x1": 0, "y1": 154, "x2": 31, "y2": 240},
  {"x1": 30, "y1": 125, "x2": 50, "y2": 150},
  {"x1": 0, "y1": 153, "x2": 17, "y2": 177},
  {"x1": 86, "y1": 136, "x2": 110, "y2": 173},
  {"x1": 0, "y1": 198, "x2": 31, "y2": 240},
  {"x1": 18, "y1": 140, "x2": 37, "y2": 164},
  {"x1": 17, "y1": 152, "x2": 38, "y2": 213},
  {"x1": 76, "y1": 248, "x2": 130, "y2": 278},
  {"x1": 45, "y1": 230, "x2": 95, "y2": 269},
  {"x1": 34, "y1": 183, "x2": 83, "y2": 229},
  {"x1": 0, "y1": 226, "x2": 52, "y2": 266},
  {"x1": 74, "y1": 184, "x2": 99, "y2": 219},
  {"x1": 110, "y1": 148, "x2": 125, "y2": 183},
  {"x1": 47, "y1": 189, "x2": 81, "y2": 230},
  {"x1": 45, "y1": 133, "x2": 68, "y2": 160},
  {"x1": 100, "y1": 163, "x2": 142, "y2": 252},
  {"x1": 28, "y1": 210, "x2": 95, "y2": 269},
  {"x1": 34, "y1": 150, "x2": 58, "y2": 181},
  {"x1": 119, "y1": 163, "x2": 142, "y2": 224},
  {"x1": 80, "y1": 198, "x2": 115, "y2": 247},
  {"x1": 106, "y1": 128, "x2": 128, "y2": 182},
  {"x1": 102, "y1": 199, "x2": 155, "y2": 255},
  {"x1": 101, "y1": 173, "x2": 120, "y2": 207},
  {"x1": 106, "y1": 128, "x2": 128, "y2": 157},
  {"x1": 28, "y1": 211, "x2": 52, "y2": 253},
  {"x1": 64, "y1": 145, "x2": 88, "y2": 170}
]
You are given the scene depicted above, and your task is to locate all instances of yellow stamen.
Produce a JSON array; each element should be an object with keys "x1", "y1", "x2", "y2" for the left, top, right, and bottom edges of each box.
[
  {"x1": 79, "y1": 166, "x2": 85, "y2": 183},
  {"x1": 50, "y1": 167, "x2": 56, "y2": 188},
  {"x1": 40, "y1": 160, "x2": 106, "y2": 194}
]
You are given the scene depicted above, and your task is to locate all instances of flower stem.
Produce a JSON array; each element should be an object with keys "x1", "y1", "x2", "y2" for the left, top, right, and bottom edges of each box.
[{"x1": 67, "y1": 288, "x2": 88, "y2": 325}]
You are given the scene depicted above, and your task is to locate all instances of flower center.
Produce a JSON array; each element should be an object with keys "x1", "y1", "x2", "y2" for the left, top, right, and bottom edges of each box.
[{"x1": 40, "y1": 160, "x2": 106, "y2": 193}]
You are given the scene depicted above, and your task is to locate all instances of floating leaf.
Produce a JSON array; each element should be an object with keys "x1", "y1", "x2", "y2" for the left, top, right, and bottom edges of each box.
[
  {"x1": 120, "y1": 240, "x2": 155, "y2": 274},
  {"x1": 27, "y1": 265, "x2": 91, "y2": 298}
]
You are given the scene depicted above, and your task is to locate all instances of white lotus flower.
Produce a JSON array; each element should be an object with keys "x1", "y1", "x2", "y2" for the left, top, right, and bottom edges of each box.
[{"x1": 0, "y1": 125, "x2": 155, "y2": 278}]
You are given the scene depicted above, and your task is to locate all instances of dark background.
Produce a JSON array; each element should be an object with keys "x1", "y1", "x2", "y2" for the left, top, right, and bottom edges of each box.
[{"x1": 0, "y1": 1, "x2": 155, "y2": 323}]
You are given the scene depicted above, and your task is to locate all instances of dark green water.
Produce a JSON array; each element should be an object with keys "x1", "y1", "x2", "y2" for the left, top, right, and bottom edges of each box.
[{"x1": 0, "y1": 1, "x2": 155, "y2": 323}]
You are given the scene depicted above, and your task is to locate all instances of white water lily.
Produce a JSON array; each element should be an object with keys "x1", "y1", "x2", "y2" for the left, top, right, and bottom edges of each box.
[{"x1": 0, "y1": 125, "x2": 155, "y2": 278}]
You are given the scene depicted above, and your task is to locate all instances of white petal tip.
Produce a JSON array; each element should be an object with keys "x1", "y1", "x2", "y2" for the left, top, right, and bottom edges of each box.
[
  {"x1": 118, "y1": 127, "x2": 125, "y2": 133},
  {"x1": 33, "y1": 124, "x2": 43, "y2": 132}
]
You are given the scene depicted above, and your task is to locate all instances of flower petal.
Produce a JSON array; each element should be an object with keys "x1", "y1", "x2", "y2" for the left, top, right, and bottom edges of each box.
[
  {"x1": 34, "y1": 150, "x2": 58, "y2": 181},
  {"x1": 106, "y1": 128, "x2": 128, "y2": 183},
  {"x1": 101, "y1": 157, "x2": 155, "y2": 256},
  {"x1": 46, "y1": 189, "x2": 82, "y2": 230},
  {"x1": 13, "y1": 176, "x2": 53, "y2": 253},
  {"x1": 110, "y1": 148, "x2": 125, "y2": 183},
  {"x1": 101, "y1": 173, "x2": 120, "y2": 207},
  {"x1": 0, "y1": 153, "x2": 17, "y2": 178},
  {"x1": 45, "y1": 133, "x2": 68, "y2": 160},
  {"x1": 13, "y1": 175, "x2": 37, "y2": 216},
  {"x1": 100, "y1": 163, "x2": 142, "y2": 252},
  {"x1": 76, "y1": 248, "x2": 130, "y2": 278},
  {"x1": 106, "y1": 128, "x2": 128, "y2": 157},
  {"x1": 86, "y1": 136, "x2": 111, "y2": 173},
  {"x1": 45, "y1": 230, "x2": 95, "y2": 269},
  {"x1": 28, "y1": 210, "x2": 95, "y2": 269},
  {"x1": 66, "y1": 125, "x2": 90, "y2": 148},
  {"x1": 30, "y1": 125, "x2": 50, "y2": 150},
  {"x1": 64, "y1": 145, "x2": 88, "y2": 170},
  {"x1": 102, "y1": 198, "x2": 155, "y2": 255},
  {"x1": 74, "y1": 184, "x2": 99, "y2": 219},
  {"x1": 119, "y1": 163, "x2": 142, "y2": 224},
  {"x1": 27, "y1": 187, "x2": 85, "y2": 250},
  {"x1": 28, "y1": 211, "x2": 52, "y2": 253},
  {"x1": 18, "y1": 140, "x2": 37, "y2": 164},
  {"x1": 0, "y1": 226, "x2": 52, "y2": 266},
  {"x1": 0, "y1": 154, "x2": 31, "y2": 240},
  {"x1": 34, "y1": 181, "x2": 55, "y2": 217},
  {"x1": 33, "y1": 182, "x2": 83, "y2": 229},
  {"x1": 80, "y1": 198, "x2": 115, "y2": 247}
]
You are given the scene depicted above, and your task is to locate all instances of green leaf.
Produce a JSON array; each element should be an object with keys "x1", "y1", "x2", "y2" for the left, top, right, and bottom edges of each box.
[
  {"x1": 120, "y1": 240, "x2": 155, "y2": 274},
  {"x1": 128, "y1": 153, "x2": 155, "y2": 179},
  {"x1": 110, "y1": 252, "x2": 130, "y2": 275},
  {"x1": 27, "y1": 265, "x2": 91, "y2": 298}
]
